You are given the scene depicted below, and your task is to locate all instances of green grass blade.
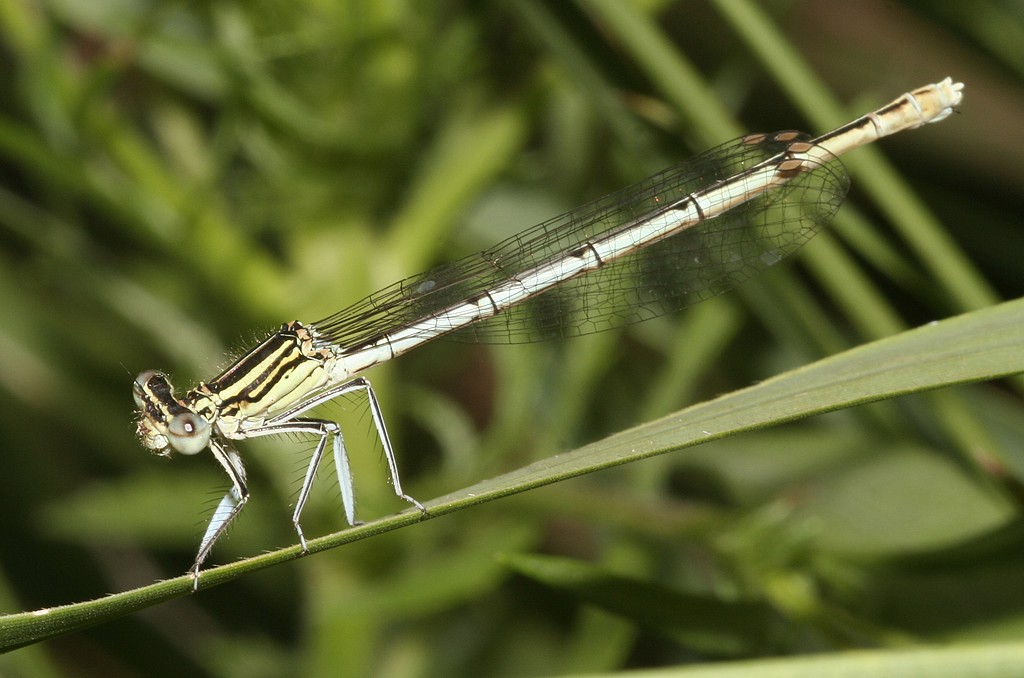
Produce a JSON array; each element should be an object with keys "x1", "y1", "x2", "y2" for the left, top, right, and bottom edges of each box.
[{"x1": 3, "y1": 296, "x2": 1020, "y2": 652}]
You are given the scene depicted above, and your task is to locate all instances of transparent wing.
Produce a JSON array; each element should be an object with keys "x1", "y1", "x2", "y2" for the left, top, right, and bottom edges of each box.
[{"x1": 312, "y1": 132, "x2": 849, "y2": 346}]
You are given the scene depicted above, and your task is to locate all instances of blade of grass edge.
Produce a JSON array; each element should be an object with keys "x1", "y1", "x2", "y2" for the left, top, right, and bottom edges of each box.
[{"x1": 576, "y1": 641, "x2": 1024, "y2": 678}]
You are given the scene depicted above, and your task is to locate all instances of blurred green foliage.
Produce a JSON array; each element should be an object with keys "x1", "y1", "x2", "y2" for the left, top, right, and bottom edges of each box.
[{"x1": 1, "y1": 0, "x2": 1023, "y2": 675}]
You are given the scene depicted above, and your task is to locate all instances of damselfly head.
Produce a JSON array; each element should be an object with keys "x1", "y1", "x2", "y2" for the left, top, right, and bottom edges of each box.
[{"x1": 133, "y1": 370, "x2": 211, "y2": 457}]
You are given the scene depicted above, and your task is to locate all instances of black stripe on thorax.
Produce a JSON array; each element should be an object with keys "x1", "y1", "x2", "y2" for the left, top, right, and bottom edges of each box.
[{"x1": 205, "y1": 327, "x2": 310, "y2": 406}]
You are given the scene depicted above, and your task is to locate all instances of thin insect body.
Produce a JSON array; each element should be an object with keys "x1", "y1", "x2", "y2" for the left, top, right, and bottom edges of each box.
[{"x1": 132, "y1": 78, "x2": 964, "y2": 589}]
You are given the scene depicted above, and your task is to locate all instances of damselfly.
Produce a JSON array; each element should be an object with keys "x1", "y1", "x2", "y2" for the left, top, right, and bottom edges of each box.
[{"x1": 133, "y1": 78, "x2": 963, "y2": 588}]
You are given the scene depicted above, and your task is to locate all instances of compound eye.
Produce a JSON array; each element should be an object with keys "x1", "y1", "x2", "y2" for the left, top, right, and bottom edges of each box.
[
  {"x1": 167, "y1": 413, "x2": 211, "y2": 456},
  {"x1": 133, "y1": 370, "x2": 165, "y2": 408}
]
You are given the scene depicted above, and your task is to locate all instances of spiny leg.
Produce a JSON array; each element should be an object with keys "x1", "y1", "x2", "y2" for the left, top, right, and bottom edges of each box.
[
  {"x1": 239, "y1": 417, "x2": 363, "y2": 553},
  {"x1": 263, "y1": 376, "x2": 427, "y2": 516},
  {"x1": 192, "y1": 440, "x2": 248, "y2": 591},
  {"x1": 348, "y1": 377, "x2": 427, "y2": 515},
  {"x1": 331, "y1": 421, "x2": 359, "y2": 527}
]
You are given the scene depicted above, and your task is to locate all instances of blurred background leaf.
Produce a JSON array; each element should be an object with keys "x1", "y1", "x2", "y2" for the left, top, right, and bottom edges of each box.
[{"x1": 0, "y1": 0, "x2": 1022, "y2": 675}]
